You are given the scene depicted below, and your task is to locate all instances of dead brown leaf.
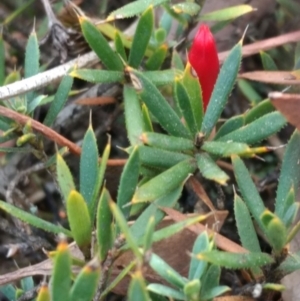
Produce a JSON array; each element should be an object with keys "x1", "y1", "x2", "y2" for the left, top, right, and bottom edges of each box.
[
  {"x1": 74, "y1": 96, "x2": 117, "y2": 106},
  {"x1": 269, "y1": 92, "x2": 300, "y2": 131}
]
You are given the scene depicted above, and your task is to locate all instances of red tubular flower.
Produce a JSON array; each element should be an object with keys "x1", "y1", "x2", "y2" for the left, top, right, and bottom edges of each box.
[{"x1": 188, "y1": 24, "x2": 220, "y2": 111}]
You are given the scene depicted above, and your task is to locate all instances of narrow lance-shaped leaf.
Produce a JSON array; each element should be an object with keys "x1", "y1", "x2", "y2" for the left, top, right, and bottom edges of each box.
[
  {"x1": 117, "y1": 146, "x2": 140, "y2": 219},
  {"x1": 50, "y1": 240, "x2": 71, "y2": 301},
  {"x1": 218, "y1": 111, "x2": 286, "y2": 145},
  {"x1": 97, "y1": 188, "x2": 113, "y2": 261},
  {"x1": 260, "y1": 210, "x2": 287, "y2": 254},
  {"x1": 275, "y1": 130, "x2": 300, "y2": 221},
  {"x1": 184, "y1": 279, "x2": 201, "y2": 301},
  {"x1": 260, "y1": 51, "x2": 277, "y2": 71},
  {"x1": 128, "y1": 6, "x2": 153, "y2": 68},
  {"x1": 182, "y1": 62, "x2": 203, "y2": 130},
  {"x1": 80, "y1": 17, "x2": 123, "y2": 71},
  {"x1": 174, "y1": 78, "x2": 198, "y2": 135},
  {"x1": 114, "y1": 30, "x2": 127, "y2": 62},
  {"x1": 128, "y1": 68, "x2": 190, "y2": 138},
  {"x1": 172, "y1": 2, "x2": 201, "y2": 15},
  {"x1": 140, "y1": 132, "x2": 194, "y2": 152},
  {"x1": 69, "y1": 258, "x2": 100, "y2": 301},
  {"x1": 0, "y1": 201, "x2": 72, "y2": 236},
  {"x1": 107, "y1": 0, "x2": 169, "y2": 20},
  {"x1": 0, "y1": 33, "x2": 5, "y2": 86},
  {"x1": 56, "y1": 153, "x2": 75, "y2": 203},
  {"x1": 37, "y1": 283, "x2": 50, "y2": 301},
  {"x1": 43, "y1": 75, "x2": 73, "y2": 126},
  {"x1": 80, "y1": 125, "x2": 99, "y2": 216},
  {"x1": 66, "y1": 190, "x2": 92, "y2": 255},
  {"x1": 234, "y1": 193, "x2": 261, "y2": 252},
  {"x1": 141, "y1": 104, "x2": 153, "y2": 132},
  {"x1": 124, "y1": 85, "x2": 144, "y2": 145},
  {"x1": 147, "y1": 284, "x2": 185, "y2": 300},
  {"x1": 25, "y1": 29, "x2": 39, "y2": 103},
  {"x1": 69, "y1": 69, "x2": 124, "y2": 83},
  {"x1": 244, "y1": 99, "x2": 274, "y2": 124},
  {"x1": 201, "y1": 40, "x2": 242, "y2": 137},
  {"x1": 149, "y1": 253, "x2": 188, "y2": 289},
  {"x1": 132, "y1": 158, "x2": 197, "y2": 203},
  {"x1": 196, "y1": 153, "x2": 229, "y2": 185},
  {"x1": 145, "y1": 44, "x2": 168, "y2": 70},
  {"x1": 128, "y1": 271, "x2": 151, "y2": 301},
  {"x1": 232, "y1": 155, "x2": 266, "y2": 233},
  {"x1": 197, "y1": 250, "x2": 274, "y2": 269},
  {"x1": 214, "y1": 115, "x2": 245, "y2": 140}
]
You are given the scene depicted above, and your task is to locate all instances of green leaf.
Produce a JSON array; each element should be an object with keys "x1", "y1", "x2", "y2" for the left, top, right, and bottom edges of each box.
[
  {"x1": 129, "y1": 6, "x2": 153, "y2": 68},
  {"x1": 27, "y1": 95, "x2": 48, "y2": 114},
  {"x1": 69, "y1": 69, "x2": 124, "y2": 83},
  {"x1": 260, "y1": 51, "x2": 278, "y2": 71},
  {"x1": 128, "y1": 271, "x2": 151, "y2": 301},
  {"x1": 69, "y1": 258, "x2": 100, "y2": 301},
  {"x1": 43, "y1": 75, "x2": 73, "y2": 126},
  {"x1": 172, "y1": 2, "x2": 201, "y2": 15},
  {"x1": 184, "y1": 279, "x2": 201, "y2": 300},
  {"x1": 25, "y1": 29, "x2": 39, "y2": 103},
  {"x1": 0, "y1": 284, "x2": 16, "y2": 301},
  {"x1": 143, "y1": 69, "x2": 177, "y2": 86},
  {"x1": 201, "y1": 41, "x2": 242, "y2": 137},
  {"x1": 244, "y1": 99, "x2": 274, "y2": 124},
  {"x1": 56, "y1": 153, "x2": 75, "y2": 203},
  {"x1": 21, "y1": 277, "x2": 34, "y2": 292},
  {"x1": 142, "y1": 104, "x2": 153, "y2": 132},
  {"x1": 171, "y1": 49, "x2": 184, "y2": 71},
  {"x1": 66, "y1": 190, "x2": 92, "y2": 251},
  {"x1": 0, "y1": 201, "x2": 72, "y2": 236},
  {"x1": 202, "y1": 141, "x2": 251, "y2": 157},
  {"x1": 129, "y1": 69, "x2": 190, "y2": 138},
  {"x1": 80, "y1": 125, "x2": 99, "y2": 216},
  {"x1": 196, "y1": 153, "x2": 229, "y2": 185},
  {"x1": 109, "y1": 201, "x2": 142, "y2": 261},
  {"x1": 232, "y1": 155, "x2": 266, "y2": 233},
  {"x1": 107, "y1": 0, "x2": 170, "y2": 20},
  {"x1": 124, "y1": 86, "x2": 144, "y2": 145},
  {"x1": 97, "y1": 188, "x2": 113, "y2": 261},
  {"x1": 132, "y1": 158, "x2": 196, "y2": 203},
  {"x1": 80, "y1": 17, "x2": 123, "y2": 71},
  {"x1": 174, "y1": 79, "x2": 198, "y2": 135},
  {"x1": 143, "y1": 215, "x2": 156, "y2": 251},
  {"x1": 140, "y1": 132, "x2": 194, "y2": 152},
  {"x1": 0, "y1": 34, "x2": 5, "y2": 86},
  {"x1": 283, "y1": 201, "x2": 299, "y2": 229},
  {"x1": 237, "y1": 79, "x2": 263, "y2": 105},
  {"x1": 114, "y1": 31, "x2": 127, "y2": 62},
  {"x1": 149, "y1": 253, "x2": 188, "y2": 289},
  {"x1": 145, "y1": 44, "x2": 168, "y2": 70},
  {"x1": 200, "y1": 5, "x2": 254, "y2": 21},
  {"x1": 277, "y1": 250, "x2": 300, "y2": 275},
  {"x1": 202, "y1": 285, "x2": 230, "y2": 301},
  {"x1": 218, "y1": 112, "x2": 286, "y2": 145},
  {"x1": 189, "y1": 232, "x2": 210, "y2": 280},
  {"x1": 130, "y1": 186, "x2": 182, "y2": 239},
  {"x1": 275, "y1": 130, "x2": 300, "y2": 221},
  {"x1": 133, "y1": 145, "x2": 192, "y2": 169},
  {"x1": 214, "y1": 115, "x2": 245, "y2": 140},
  {"x1": 260, "y1": 210, "x2": 287, "y2": 254},
  {"x1": 234, "y1": 194, "x2": 261, "y2": 252},
  {"x1": 182, "y1": 62, "x2": 203, "y2": 130},
  {"x1": 50, "y1": 241, "x2": 71, "y2": 301},
  {"x1": 117, "y1": 147, "x2": 140, "y2": 219},
  {"x1": 147, "y1": 284, "x2": 185, "y2": 300},
  {"x1": 37, "y1": 284, "x2": 50, "y2": 301},
  {"x1": 197, "y1": 251, "x2": 274, "y2": 269}
]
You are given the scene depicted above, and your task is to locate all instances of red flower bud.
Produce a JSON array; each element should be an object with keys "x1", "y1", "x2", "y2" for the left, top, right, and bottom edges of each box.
[{"x1": 188, "y1": 24, "x2": 220, "y2": 111}]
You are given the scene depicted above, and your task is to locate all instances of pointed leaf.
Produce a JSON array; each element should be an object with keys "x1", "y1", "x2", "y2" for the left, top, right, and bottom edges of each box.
[
  {"x1": 128, "y1": 68, "x2": 190, "y2": 138},
  {"x1": 277, "y1": 250, "x2": 300, "y2": 275},
  {"x1": 56, "y1": 153, "x2": 75, "y2": 203},
  {"x1": 114, "y1": 31, "x2": 127, "y2": 62},
  {"x1": 0, "y1": 201, "x2": 72, "y2": 236},
  {"x1": 244, "y1": 99, "x2": 274, "y2": 124},
  {"x1": 201, "y1": 41, "x2": 242, "y2": 137},
  {"x1": 69, "y1": 258, "x2": 100, "y2": 301},
  {"x1": 66, "y1": 190, "x2": 92, "y2": 250},
  {"x1": 214, "y1": 115, "x2": 245, "y2": 140},
  {"x1": 145, "y1": 44, "x2": 168, "y2": 70},
  {"x1": 124, "y1": 86, "x2": 144, "y2": 145},
  {"x1": 80, "y1": 17, "x2": 123, "y2": 71},
  {"x1": 147, "y1": 284, "x2": 185, "y2": 300},
  {"x1": 275, "y1": 130, "x2": 300, "y2": 221},
  {"x1": 129, "y1": 6, "x2": 153, "y2": 68},
  {"x1": 172, "y1": 2, "x2": 201, "y2": 15},
  {"x1": 50, "y1": 240, "x2": 71, "y2": 301},
  {"x1": 128, "y1": 271, "x2": 151, "y2": 301},
  {"x1": 97, "y1": 188, "x2": 113, "y2": 261},
  {"x1": 260, "y1": 51, "x2": 278, "y2": 71},
  {"x1": 234, "y1": 194, "x2": 261, "y2": 252},
  {"x1": 196, "y1": 153, "x2": 229, "y2": 185},
  {"x1": 117, "y1": 146, "x2": 140, "y2": 219},
  {"x1": 232, "y1": 155, "x2": 266, "y2": 232},
  {"x1": 218, "y1": 112, "x2": 286, "y2": 145},
  {"x1": 37, "y1": 283, "x2": 50, "y2": 301},
  {"x1": 80, "y1": 125, "x2": 99, "y2": 216},
  {"x1": 132, "y1": 158, "x2": 196, "y2": 203},
  {"x1": 197, "y1": 251, "x2": 274, "y2": 269},
  {"x1": 43, "y1": 75, "x2": 73, "y2": 126},
  {"x1": 69, "y1": 69, "x2": 124, "y2": 83}
]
